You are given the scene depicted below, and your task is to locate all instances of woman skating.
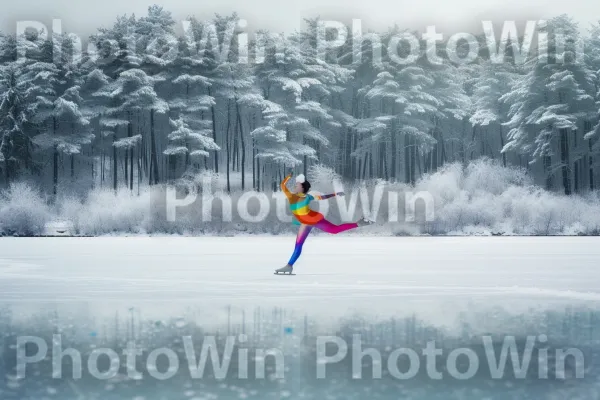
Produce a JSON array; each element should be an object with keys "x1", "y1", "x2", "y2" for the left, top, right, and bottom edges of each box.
[{"x1": 275, "y1": 173, "x2": 370, "y2": 274}]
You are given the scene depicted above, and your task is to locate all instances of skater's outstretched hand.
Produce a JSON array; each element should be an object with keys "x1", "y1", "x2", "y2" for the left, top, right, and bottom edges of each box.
[
  {"x1": 336, "y1": 192, "x2": 345, "y2": 197},
  {"x1": 281, "y1": 173, "x2": 294, "y2": 199}
]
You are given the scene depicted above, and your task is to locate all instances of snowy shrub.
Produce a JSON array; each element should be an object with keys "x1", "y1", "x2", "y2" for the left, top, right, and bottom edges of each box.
[
  {"x1": 0, "y1": 182, "x2": 51, "y2": 235},
  {"x1": 59, "y1": 187, "x2": 152, "y2": 235},
  {"x1": 4, "y1": 160, "x2": 600, "y2": 236},
  {"x1": 415, "y1": 160, "x2": 600, "y2": 235},
  {"x1": 415, "y1": 162, "x2": 465, "y2": 205},
  {"x1": 463, "y1": 158, "x2": 531, "y2": 195}
]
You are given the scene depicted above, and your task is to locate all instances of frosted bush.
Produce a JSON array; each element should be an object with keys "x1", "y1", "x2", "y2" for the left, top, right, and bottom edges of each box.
[
  {"x1": 5, "y1": 160, "x2": 600, "y2": 236},
  {"x1": 415, "y1": 163, "x2": 465, "y2": 205},
  {"x1": 59, "y1": 187, "x2": 152, "y2": 235},
  {"x1": 463, "y1": 158, "x2": 531, "y2": 195},
  {"x1": 0, "y1": 182, "x2": 51, "y2": 235},
  {"x1": 413, "y1": 161, "x2": 600, "y2": 235}
]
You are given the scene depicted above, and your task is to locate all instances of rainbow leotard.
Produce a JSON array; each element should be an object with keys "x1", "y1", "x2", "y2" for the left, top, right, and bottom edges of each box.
[{"x1": 281, "y1": 176, "x2": 329, "y2": 226}]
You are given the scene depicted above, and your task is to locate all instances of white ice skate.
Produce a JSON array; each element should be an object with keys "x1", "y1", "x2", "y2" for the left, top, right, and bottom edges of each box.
[
  {"x1": 275, "y1": 264, "x2": 295, "y2": 275},
  {"x1": 357, "y1": 217, "x2": 375, "y2": 227}
]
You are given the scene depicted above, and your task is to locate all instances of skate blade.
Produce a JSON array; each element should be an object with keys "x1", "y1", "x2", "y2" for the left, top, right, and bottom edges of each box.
[{"x1": 274, "y1": 272, "x2": 296, "y2": 275}]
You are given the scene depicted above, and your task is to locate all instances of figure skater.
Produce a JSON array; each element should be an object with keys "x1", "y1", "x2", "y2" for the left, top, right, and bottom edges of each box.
[{"x1": 275, "y1": 173, "x2": 371, "y2": 274}]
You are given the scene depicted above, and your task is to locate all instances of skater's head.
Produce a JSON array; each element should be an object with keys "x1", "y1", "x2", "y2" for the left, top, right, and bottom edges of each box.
[
  {"x1": 294, "y1": 174, "x2": 311, "y2": 194},
  {"x1": 301, "y1": 180, "x2": 311, "y2": 194}
]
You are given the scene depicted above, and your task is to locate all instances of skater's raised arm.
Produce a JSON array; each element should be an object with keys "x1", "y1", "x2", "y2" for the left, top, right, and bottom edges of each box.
[{"x1": 280, "y1": 174, "x2": 294, "y2": 199}]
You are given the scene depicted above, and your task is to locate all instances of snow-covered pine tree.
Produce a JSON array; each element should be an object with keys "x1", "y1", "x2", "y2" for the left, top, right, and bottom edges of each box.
[
  {"x1": 470, "y1": 60, "x2": 519, "y2": 166},
  {"x1": 252, "y1": 21, "x2": 351, "y2": 189},
  {"x1": 90, "y1": 14, "x2": 141, "y2": 79},
  {"x1": 363, "y1": 70, "x2": 404, "y2": 181},
  {"x1": 583, "y1": 21, "x2": 600, "y2": 190},
  {"x1": 98, "y1": 68, "x2": 168, "y2": 189},
  {"x1": 163, "y1": 20, "x2": 220, "y2": 178},
  {"x1": 252, "y1": 31, "x2": 308, "y2": 189},
  {"x1": 502, "y1": 15, "x2": 596, "y2": 194},
  {"x1": 165, "y1": 113, "x2": 219, "y2": 172},
  {"x1": 29, "y1": 33, "x2": 94, "y2": 196},
  {"x1": 0, "y1": 30, "x2": 51, "y2": 184},
  {"x1": 178, "y1": 16, "x2": 227, "y2": 173},
  {"x1": 0, "y1": 63, "x2": 29, "y2": 184},
  {"x1": 79, "y1": 68, "x2": 112, "y2": 188}
]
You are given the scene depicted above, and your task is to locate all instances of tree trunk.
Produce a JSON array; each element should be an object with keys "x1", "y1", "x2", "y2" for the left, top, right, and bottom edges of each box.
[
  {"x1": 130, "y1": 147, "x2": 134, "y2": 190},
  {"x1": 256, "y1": 156, "x2": 260, "y2": 192},
  {"x1": 137, "y1": 147, "x2": 142, "y2": 196},
  {"x1": 53, "y1": 116, "x2": 59, "y2": 197},
  {"x1": 461, "y1": 117, "x2": 467, "y2": 165},
  {"x1": 499, "y1": 124, "x2": 507, "y2": 167},
  {"x1": 128, "y1": 112, "x2": 134, "y2": 191},
  {"x1": 378, "y1": 142, "x2": 384, "y2": 178},
  {"x1": 410, "y1": 137, "x2": 416, "y2": 184},
  {"x1": 124, "y1": 147, "x2": 128, "y2": 185},
  {"x1": 69, "y1": 124, "x2": 75, "y2": 180},
  {"x1": 391, "y1": 132, "x2": 397, "y2": 181},
  {"x1": 480, "y1": 127, "x2": 485, "y2": 157},
  {"x1": 344, "y1": 128, "x2": 352, "y2": 178},
  {"x1": 236, "y1": 100, "x2": 246, "y2": 190},
  {"x1": 560, "y1": 128, "x2": 571, "y2": 195},
  {"x1": 149, "y1": 109, "x2": 159, "y2": 185},
  {"x1": 251, "y1": 113, "x2": 256, "y2": 189},
  {"x1": 226, "y1": 100, "x2": 232, "y2": 193},
  {"x1": 470, "y1": 125, "x2": 477, "y2": 160},
  {"x1": 208, "y1": 86, "x2": 219, "y2": 173},
  {"x1": 382, "y1": 143, "x2": 388, "y2": 181},
  {"x1": 3, "y1": 157, "x2": 9, "y2": 186},
  {"x1": 404, "y1": 134, "x2": 410, "y2": 184},
  {"x1": 112, "y1": 134, "x2": 117, "y2": 192},
  {"x1": 368, "y1": 151, "x2": 373, "y2": 179},
  {"x1": 90, "y1": 143, "x2": 95, "y2": 189},
  {"x1": 53, "y1": 146, "x2": 59, "y2": 196},
  {"x1": 101, "y1": 131, "x2": 105, "y2": 185},
  {"x1": 589, "y1": 139, "x2": 595, "y2": 191},
  {"x1": 543, "y1": 154, "x2": 552, "y2": 191},
  {"x1": 141, "y1": 112, "x2": 147, "y2": 179},
  {"x1": 303, "y1": 155, "x2": 308, "y2": 178},
  {"x1": 432, "y1": 130, "x2": 438, "y2": 172},
  {"x1": 440, "y1": 133, "x2": 447, "y2": 166},
  {"x1": 574, "y1": 160, "x2": 579, "y2": 193},
  {"x1": 232, "y1": 120, "x2": 239, "y2": 172}
]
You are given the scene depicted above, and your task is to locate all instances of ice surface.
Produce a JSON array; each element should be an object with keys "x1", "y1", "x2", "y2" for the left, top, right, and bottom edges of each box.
[
  {"x1": 2, "y1": 236, "x2": 599, "y2": 328},
  {"x1": 2, "y1": 237, "x2": 600, "y2": 399}
]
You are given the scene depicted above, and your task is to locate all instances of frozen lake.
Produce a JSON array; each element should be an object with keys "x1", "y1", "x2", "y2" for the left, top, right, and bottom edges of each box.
[
  {"x1": 1, "y1": 236, "x2": 600, "y2": 329},
  {"x1": 2, "y1": 237, "x2": 600, "y2": 400}
]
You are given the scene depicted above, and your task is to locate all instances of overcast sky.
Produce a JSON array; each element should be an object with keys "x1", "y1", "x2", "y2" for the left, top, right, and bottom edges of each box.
[{"x1": 1, "y1": 0, "x2": 599, "y2": 37}]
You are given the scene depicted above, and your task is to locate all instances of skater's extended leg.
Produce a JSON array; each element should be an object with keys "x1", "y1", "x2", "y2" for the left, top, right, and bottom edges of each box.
[
  {"x1": 314, "y1": 219, "x2": 358, "y2": 234},
  {"x1": 287, "y1": 224, "x2": 313, "y2": 266}
]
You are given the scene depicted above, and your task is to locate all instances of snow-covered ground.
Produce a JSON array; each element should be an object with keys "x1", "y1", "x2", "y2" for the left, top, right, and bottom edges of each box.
[{"x1": 2, "y1": 236, "x2": 600, "y2": 328}]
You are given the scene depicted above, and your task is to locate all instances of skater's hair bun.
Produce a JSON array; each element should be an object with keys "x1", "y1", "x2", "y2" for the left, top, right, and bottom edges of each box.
[{"x1": 301, "y1": 180, "x2": 311, "y2": 193}]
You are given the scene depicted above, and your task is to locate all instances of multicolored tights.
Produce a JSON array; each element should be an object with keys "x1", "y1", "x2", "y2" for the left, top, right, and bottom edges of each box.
[{"x1": 287, "y1": 219, "x2": 358, "y2": 266}]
